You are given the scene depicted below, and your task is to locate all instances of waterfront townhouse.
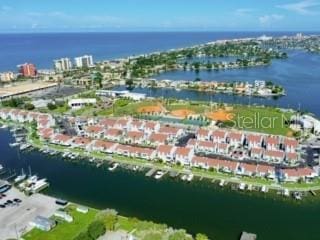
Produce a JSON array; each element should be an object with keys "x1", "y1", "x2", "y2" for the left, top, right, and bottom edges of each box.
[
  {"x1": 129, "y1": 120, "x2": 145, "y2": 132},
  {"x1": 37, "y1": 114, "x2": 55, "y2": 129},
  {"x1": 38, "y1": 128, "x2": 54, "y2": 141},
  {"x1": 174, "y1": 147, "x2": 194, "y2": 165},
  {"x1": 197, "y1": 140, "x2": 217, "y2": 154},
  {"x1": 16, "y1": 110, "x2": 29, "y2": 123},
  {"x1": 85, "y1": 125, "x2": 104, "y2": 139},
  {"x1": 157, "y1": 145, "x2": 176, "y2": 162},
  {"x1": 227, "y1": 132, "x2": 244, "y2": 147},
  {"x1": 27, "y1": 112, "x2": 40, "y2": 123},
  {"x1": 159, "y1": 126, "x2": 184, "y2": 141},
  {"x1": 132, "y1": 146, "x2": 156, "y2": 160},
  {"x1": 125, "y1": 131, "x2": 145, "y2": 144},
  {"x1": 196, "y1": 129, "x2": 211, "y2": 141},
  {"x1": 114, "y1": 118, "x2": 131, "y2": 130},
  {"x1": 216, "y1": 143, "x2": 230, "y2": 155},
  {"x1": 265, "y1": 136, "x2": 280, "y2": 151},
  {"x1": 256, "y1": 164, "x2": 276, "y2": 179},
  {"x1": 192, "y1": 156, "x2": 220, "y2": 170},
  {"x1": 104, "y1": 128, "x2": 123, "y2": 142},
  {"x1": 71, "y1": 136, "x2": 93, "y2": 150},
  {"x1": 144, "y1": 121, "x2": 161, "y2": 135},
  {"x1": 99, "y1": 118, "x2": 117, "y2": 129},
  {"x1": 8, "y1": 109, "x2": 21, "y2": 121},
  {"x1": 283, "y1": 138, "x2": 299, "y2": 153},
  {"x1": 0, "y1": 108, "x2": 11, "y2": 120},
  {"x1": 237, "y1": 163, "x2": 257, "y2": 176},
  {"x1": 286, "y1": 152, "x2": 299, "y2": 163},
  {"x1": 283, "y1": 167, "x2": 317, "y2": 182},
  {"x1": 148, "y1": 133, "x2": 169, "y2": 146},
  {"x1": 264, "y1": 150, "x2": 285, "y2": 163},
  {"x1": 52, "y1": 134, "x2": 73, "y2": 146},
  {"x1": 246, "y1": 134, "x2": 264, "y2": 148},
  {"x1": 250, "y1": 147, "x2": 264, "y2": 160},
  {"x1": 211, "y1": 130, "x2": 227, "y2": 144},
  {"x1": 115, "y1": 144, "x2": 156, "y2": 160},
  {"x1": 218, "y1": 159, "x2": 238, "y2": 173},
  {"x1": 186, "y1": 138, "x2": 197, "y2": 148},
  {"x1": 91, "y1": 140, "x2": 118, "y2": 154}
]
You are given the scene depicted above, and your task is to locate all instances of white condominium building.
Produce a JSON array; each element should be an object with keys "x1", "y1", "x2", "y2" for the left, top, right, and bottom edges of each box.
[
  {"x1": 74, "y1": 55, "x2": 94, "y2": 68},
  {"x1": 54, "y1": 58, "x2": 73, "y2": 72}
]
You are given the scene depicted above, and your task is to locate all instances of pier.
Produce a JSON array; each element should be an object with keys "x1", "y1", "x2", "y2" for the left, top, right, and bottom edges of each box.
[{"x1": 145, "y1": 168, "x2": 158, "y2": 177}]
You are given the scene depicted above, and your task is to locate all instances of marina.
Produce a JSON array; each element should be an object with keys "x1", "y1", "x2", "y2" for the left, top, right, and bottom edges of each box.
[{"x1": 2, "y1": 128, "x2": 320, "y2": 239}]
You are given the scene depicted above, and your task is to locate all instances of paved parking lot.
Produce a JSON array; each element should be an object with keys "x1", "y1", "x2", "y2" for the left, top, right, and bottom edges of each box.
[{"x1": 0, "y1": 188, "x2": 59, "y2": 239}]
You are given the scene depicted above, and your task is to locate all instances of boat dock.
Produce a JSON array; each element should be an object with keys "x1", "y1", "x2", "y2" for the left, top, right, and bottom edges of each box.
[
  {"x1": 145, "y1": 168, "x2": 158, "y2": 177},
  {"x1": 240, "y1": 231, "x2": 257, "y2": 240}
]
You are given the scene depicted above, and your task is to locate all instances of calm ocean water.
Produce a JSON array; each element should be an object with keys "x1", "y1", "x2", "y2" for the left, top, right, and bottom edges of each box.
[
  {"x1": 1, "y1": 128, "x2": 320, "y2": 240},
  {"x1": 1, "y1": 32, "x2": 319, "y2": 116},
  {"x1": 0, "y1": 31, "x2": 312, "y2": 71}
]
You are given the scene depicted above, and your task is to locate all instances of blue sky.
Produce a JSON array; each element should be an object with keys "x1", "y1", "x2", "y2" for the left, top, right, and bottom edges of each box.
[{"x1": 0, "y1": 0, "x2": 320, "y2": 32}]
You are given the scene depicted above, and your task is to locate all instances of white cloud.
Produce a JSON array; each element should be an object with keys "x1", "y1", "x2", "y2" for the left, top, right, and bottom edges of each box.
[
  {"x1": 235, "y1": 8, "x2": 254, "y2": 16},
  {"x1": 259, "y1": 14, "x2": 284, "y2": 25},
  {"x1": 277, "y1": 0, "x2": 320, "y2": 15}
]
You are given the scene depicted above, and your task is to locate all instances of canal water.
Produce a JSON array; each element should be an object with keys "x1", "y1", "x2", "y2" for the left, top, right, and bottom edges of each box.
[
  {"x1": 114, "y1": 50, "x2": 320, "y2": 117},
  {"x1": 0, "y1": 129, "x2": 319, "y2": 240}
]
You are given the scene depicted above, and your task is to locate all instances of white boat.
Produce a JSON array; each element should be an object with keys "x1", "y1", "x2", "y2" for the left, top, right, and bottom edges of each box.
[
  {"x1": 0, "y1": 124, "x2": 8, "y2": 129},
  {"x1": 14, "y1": 169, "x2": 26, "y2": 183},
  {"x1": 247, "y1": 184, "x2": 253, "y2": 191},
  {"x1": 283, "y1": 188, "x2": 290, "y2": 197},
  {"x1": 108, "y1": 163, "x2": 119, "y2": 171},
  {"x1": 20, "y1": 143, "x2": 31, "y2": 151},
  {"x1": 133, "y1": 166, "x2": 139, "y2": 171},
  {"x1": 154, "y1": 171, "x2": 165, "y2": 180},
  {"x1": 219, "y1": 179, "x2": 225, "y2": 187},
  {"x1": 293, "y1": 191, "x2": 302, "y2": 200},
  {"x1": 0, "y1": 164, "x2": 3, "y2": 171},
  {"x1": 181, "y1": 174, "x2": 188, "y2": 181},
  {"x1": 261, "y1": 185, "x2": 268, "y2": 193},
  {"x1": 9, "y1": 142, "x2": 20, "y2": 147},
  {"x1": 186, "y1": 174, "x2": 194, "y2": 182},
  {"x1": 239, "y1": 183, "x2": 246, "y2": 190}
]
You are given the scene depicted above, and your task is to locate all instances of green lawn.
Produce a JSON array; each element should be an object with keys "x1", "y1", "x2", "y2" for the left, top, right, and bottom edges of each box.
[
  {"x1": 228, "y1": 105, "x2": 294, "y2": 136},
  {"x1": 23, "y1": 205, "x2": 98, "y2": 240}
]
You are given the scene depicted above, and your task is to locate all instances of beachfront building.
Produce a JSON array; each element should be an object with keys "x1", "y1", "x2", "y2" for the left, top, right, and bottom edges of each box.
[
  {"x1": 91, "y1": 140, "x2": 117, "y2": 153},
  {"x1": 74, "y1": 55, "x2": 94, "y2": 68},
  {"x1": 0, "y1": 72, "x2": 15, "y2": 82},
  {"x1": 211, "y1": 130, "x2": 228, "y2": 144},
  {"x1": 68, "y1": 98, "x2": 97, "y2": 110},
  {"x1": 157, "y1": 145, "x2": 176, "y2": 162},
  {"x1": 283, "y1": 168, "x2": 317, "y2": 182},
  {"x1": 174, "y1": 147, "x2": 194, "y2": 165},
  {"x1": 54, "y1": 58, "x2": 73, "y2": 72},
  {"x1": 104, "y1": 128, "x2": 123, "y2": 142},
  {"x1": 18, "y1": 63, "x2": 37, "y2": 77}
]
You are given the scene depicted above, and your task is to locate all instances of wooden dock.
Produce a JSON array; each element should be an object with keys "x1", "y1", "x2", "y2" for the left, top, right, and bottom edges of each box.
[{"x1": 145, "y1": 168, "x2": 157, "y2": 177}]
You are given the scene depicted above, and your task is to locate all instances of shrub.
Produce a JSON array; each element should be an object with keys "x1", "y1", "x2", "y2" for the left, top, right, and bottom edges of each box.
[
  {"x1": 73, "y1": 231, "x2": 92, "y2": 240},
  {"x1": 88, "y1": 220, "x2": 106, "y2": 239}
]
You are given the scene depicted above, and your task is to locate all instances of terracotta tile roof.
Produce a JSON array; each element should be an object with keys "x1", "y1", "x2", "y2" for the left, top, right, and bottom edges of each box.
[
  {"x1": 131, "y1": 120, "x2": 145, "y2": 128},
  {"x1": 286, "y1": 152, "x2": 298, "y2": 160},
  {"x1": 86, "y1": 125, "x2": 104, "y2": 134},
  {"x1": 265, "y1": 150, "x2": 285, "y2": 158},
  {"x1": 39, "y1": 128, "x2": 54, "y2": 139},
  {"x1": 175, "y1": 147, "x2": 192, "y2": 157},
  {"x1": 145, "y1": 121, "x2": 158, "y2": 130},
  {"x1": 159, "y1": 126, "x2": 180, "y2": 135},
  {"x1": 157, "y1": 145, "x2": 175, "y2": 155},
  {"x1": 127, "y1": 131, "x2": 144, "y2": 139},
  {"x1": 239, "y1": 163, "x2": 257, "y2": 173},
  {"x1": 217, "y1": 143, "x2": 229, "y2": 150},
  {"x1": 211, "y1": 130, "x2": 227, "y2": 139},
  {"x1": 149, "y1": 133, "x2": 168, "y2": 143},
  {"x1": 105, "y1": 128, "x2": 122, "y2": 137},
  {"x1": 266, "y1": 136, "x2": 279, "y2": 145},
  {"x1": 187, "y1": 138, "x2": 197, "y2": 147},
  {"x1": 99, "y1": 118, "x2": 117, "y2": 128},
  {"x1": 256, "y1": 164, "x2": 275, "y2": 173},
  {"x1": 251, "y1": 147, "x2": 264, "y2": 155},
  {"x1": 284, "y1": 138, "x2": 299, "y2": 148},
  {"x1": 198, "y1": 140, "x2": 216, "y2": 149},
  {"x1": 197, "y1": 129, "x2": 210, "y2": 138},
  {"x1": 54, "y1": 134, "x2": 72, "y2": 143},
  {"x1": 73, "y1": 137, "x2": 92, "y2": 146},
  {"x1": 283, "y1": 168, "x2": 315, "y2": 177},
  {"x1": 228, "y1": 132, "x2": 243, "y2": 141},
  {"x1": 247, "y1": 134, "x2": 263, "y2": 143},
  {"x1": 93, "y1": 140, "x2": 115, "y2": 149}
]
